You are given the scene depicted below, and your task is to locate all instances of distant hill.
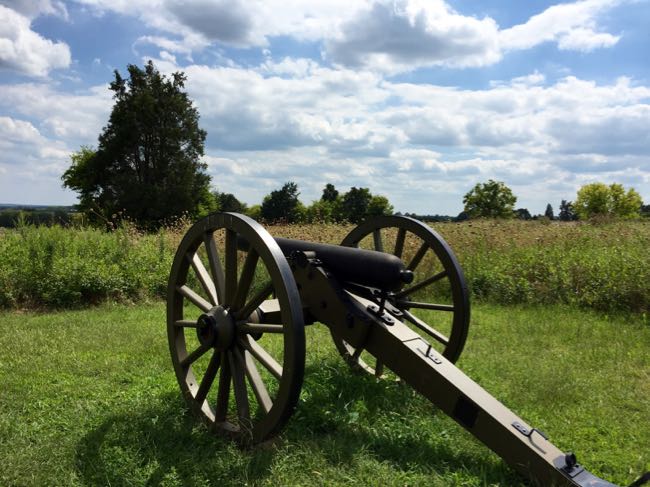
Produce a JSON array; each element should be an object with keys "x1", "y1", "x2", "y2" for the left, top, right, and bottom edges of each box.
[
  {"x1": 0, "y1": 204, "x2": 77, "y2": 228},
  {"x1": 0, "y1": 203, "x2": 75, "y2": 210}
]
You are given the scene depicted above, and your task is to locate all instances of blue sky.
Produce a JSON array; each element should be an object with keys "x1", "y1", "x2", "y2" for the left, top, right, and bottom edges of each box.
[{"x1": 1, "y1": 0, "x2": 649, "y2": 215}]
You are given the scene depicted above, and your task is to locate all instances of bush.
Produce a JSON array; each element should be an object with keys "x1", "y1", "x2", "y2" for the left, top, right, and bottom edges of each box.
[{"x1": 0, "y1": 223, "x2": 179, "y2": 308}]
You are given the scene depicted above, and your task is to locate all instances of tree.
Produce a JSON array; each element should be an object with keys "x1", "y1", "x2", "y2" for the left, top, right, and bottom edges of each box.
[
  {"x1": 515, "y1": 208, "x2": 531, "y2": 220},
  {"x1": 341, "y1": 187, "x2": 372, "y2": 223},
  {"x1": 306, "y1": 199, "x2": 335, "y2": 223},
  {"x1": 261, "y1": 181, "x2": 301, "y2": 223},
  {"x1": 62, "y1": 61, "x2": 212, "y2": 229},
  {"x1": 321, "y1": 183, "x2": 339, "y2": 202},
  {"x1": 574, "y1": 183, "x2": 642, "y2": 219},
  {"x1": 609, "y1": 183, "x2": 642, "y2": 218},
  {"x1": 544, "y1": 203, "x2": 554, "y2": 220},
  {"x1": 462, "y1": 180, "x2": 517, "y2": 219},
  {"x1": 641, "y1": 204, "x2": 650, "y2": 218},
  {"x1": 214, "y1": 191, "x2": 246, "y2": 213},
  {"x1": 558, "y1": 200, "x2": 577, "y2": 221},
  {"x1": 367, "y1": 195, "x2": 394, "y2": 217}
]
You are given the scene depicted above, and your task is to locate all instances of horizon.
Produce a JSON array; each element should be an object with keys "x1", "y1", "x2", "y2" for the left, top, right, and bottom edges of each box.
[{"x1": 1, "y1": 0, "x2": 649, "y2": 215}]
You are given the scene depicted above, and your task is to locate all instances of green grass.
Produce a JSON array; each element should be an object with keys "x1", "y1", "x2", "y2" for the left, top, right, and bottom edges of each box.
[{"x1": 0, "y1": 303, "x2": 648, "y2": 486}]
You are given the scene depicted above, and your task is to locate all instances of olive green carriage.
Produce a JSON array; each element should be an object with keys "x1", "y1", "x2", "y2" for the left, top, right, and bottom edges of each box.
[{"x1": 167, "y1": 213, "x2": 648, "y2": 487}]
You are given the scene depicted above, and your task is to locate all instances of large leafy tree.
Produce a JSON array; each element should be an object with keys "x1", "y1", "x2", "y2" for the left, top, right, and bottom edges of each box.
[
  {"x1": 340, "y1": 187, "x2": 372, "y2": 223},
  {"x1": 462, "y1": 180, "x2": 517, "y2": 218},
  {"x1": 261, "y1": 181, "x2": 301, "y2": 223},
  {"x1": 574, "y1": 183, "x2": 642, "y2": 219},
  {"x1": 321, "y1": 183, "x2": 339, "y2": 202},
  {"x1": 367, "y1": 195, "x2": 394, "y2": 217},
  {"x1": 214, "y1": 190, "x2": 246, "y2": 213},
  {"x1": 62, "y1": 61, "x2": 213, "y2": 228}
]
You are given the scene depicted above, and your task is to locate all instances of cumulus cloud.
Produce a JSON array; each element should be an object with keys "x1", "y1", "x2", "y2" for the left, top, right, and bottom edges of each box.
[
  {"x1": 0, "y1": 5, "x2": 71, "y2": 77},
  {"x1": 500, "y1": 0, "x2": 622, "y2": 52},
  {"x1": 0, "y1": 83, "x2": 114, "y2": 203},
  {"x1": 0, "y1": 0, "x2": 68, "y2": 19},
  {"x1": 165, "y1": 0, "x2": 258, "y2": 47},
  {"x1": 0, "y1": 83, "x2": 112, "y2": 140},
  {"x1": 325, "y1": 0, "x2": 501, "y2": 72},
  {"x1": 70, "y1": 0, "x2": 626, "y2": 74},
  {"x1": 0, "y1": 115, "x2": 43, "y2": 146}
]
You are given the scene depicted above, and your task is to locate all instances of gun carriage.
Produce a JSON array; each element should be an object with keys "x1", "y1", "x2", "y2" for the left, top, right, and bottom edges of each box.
[{"x1": 167, "y1": 212, "x2": 648, "y2": 487}]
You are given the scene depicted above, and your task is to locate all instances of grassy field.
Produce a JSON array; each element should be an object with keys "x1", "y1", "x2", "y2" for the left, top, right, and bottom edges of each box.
[
  {"x1": 1, "y1": 302, "x2": 648, "y2": 486},
  {"x1": 1, "y1": 219, "x2": 649, "y2": 313}
]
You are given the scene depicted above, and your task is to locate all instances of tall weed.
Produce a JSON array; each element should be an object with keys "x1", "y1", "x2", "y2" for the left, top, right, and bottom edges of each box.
[
  {"x1": 0, "y1": 222, "x2": 180, "y2": 308},
  {"x1": 1, "y1": 219, "x2": 648, "y2": 313}
]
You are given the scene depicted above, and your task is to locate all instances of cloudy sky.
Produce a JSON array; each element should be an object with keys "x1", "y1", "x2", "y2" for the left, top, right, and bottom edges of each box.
[{"x1": 1, "y1": 0, "x2": 649, "y2": 215}]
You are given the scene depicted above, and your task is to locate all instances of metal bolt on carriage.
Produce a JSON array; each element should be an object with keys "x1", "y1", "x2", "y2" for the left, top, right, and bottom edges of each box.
[{"x1": 167, "y1": 212, "x2": 649, "y2": 487}]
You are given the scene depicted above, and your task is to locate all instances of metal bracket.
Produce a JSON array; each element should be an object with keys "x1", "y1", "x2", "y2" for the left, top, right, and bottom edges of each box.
[
  {"x1": 366, "y1": 303, "x2": 395, "y2": 325},
  {"x1": 418, "y1": 343, "x2": 442, "y2": 364},
  {"x1": 512, "y1": 421, "x2": 549, "y2": 441}
]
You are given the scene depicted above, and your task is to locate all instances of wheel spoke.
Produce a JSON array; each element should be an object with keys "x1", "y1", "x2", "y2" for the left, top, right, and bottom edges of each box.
[
  {"x1": 174, "y1": 319, "x2": 199, "y2": 328},
  {"x1": 177, "y1": 285, "x2": 212, "y2": 312},
  {"x1": 224, "y1": 229, "x2": 238, "y2": 306},
  {"x1": 375, "y1": 358, "x2": 384, "y2": 378},
  {"x1": 215, "y1": 352, "x2": 231, "y2": 422},
  {"x1": 229, "y1": 350, "x2": 251, "y2": 428},
  {"x1": 180, "y1": 344, "x2": 211, "y2": 368},
  {"x1": 235, "y1": 281, "x2": 274, "y2": 321},
  {"x1": 399, "y1": 300, "x2": 455, "y2": 312},
  {"x1": 395, "y1": 270, "x2": 448, "y2": 299},
  {"x1": 407, "y1": 241, "x2": 429, "y2": 271},
  {"x1": 238, "y1": 323, "x2": 284, "y2": 334},
  {"x1": 241, "y1": 348, "x2": 273, "y2": 414},
  {"x1": 239, "y1": 335, "x2": 282, "y2": 380},
  {"x1": 188, "y1": 252, "x2": 218, "y2": 305},
  {"x1": 351, "y1": 347, "x2": 363, "y2": 361},
  {"x1": 402, "y1": 309, "x2": 449, "y2": 345},
  {"x1": 204, "y1": 232, "x2": 225, "y2": 304},
  {"x1": 195, "y1": 351, "x2": 221, "y2": 404},
  {"x1": 233, "y1": 248, "x2": 259, "y2": 311},
  {"x1": 373, "y1": 229, "x2": 383, "y2": 252},
  {"x1": 394, "y1": 228, "x2": 406, "y2": 259}
]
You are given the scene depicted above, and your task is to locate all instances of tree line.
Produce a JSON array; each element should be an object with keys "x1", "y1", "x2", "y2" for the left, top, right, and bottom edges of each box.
[
  {"x1": 461, "y1": 179, "x2": 646, "y2": 221},
  {"x1": 213, "y1": 182, "x2": 393, "y2": 224}
]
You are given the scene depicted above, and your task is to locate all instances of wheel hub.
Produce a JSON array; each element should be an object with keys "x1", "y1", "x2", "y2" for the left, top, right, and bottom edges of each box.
[{"x1": 196, "y1": 306, "x2": 235, "y2": 351}]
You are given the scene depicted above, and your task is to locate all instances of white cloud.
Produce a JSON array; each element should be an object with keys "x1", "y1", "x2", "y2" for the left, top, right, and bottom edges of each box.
[
  {"x1": 0, "y1": 0, "x2": 68, "y2": 19},
  {"x1": 71, "y1": 0, "x2": 626, "y2": 74},
  {"x1": 325, "y1": 0, "x2": 501, "y2": 72},
  {"x1": 0, "y1": 83, "x2": 112, "y2": 140},
  {"x1": 556, "y1": 27, "x2": 619, "y2": 51},
  {"x1": 0, "y1": 5, "x2": 71, "y2": 77},
  {"x1": 0, "y1": 114, "x2": 74, "y2": 204},
  {"x1": 500, "y1": 0, "x2": 622, "y2": 52},
  {"x1": 0, "y1": 115, "x2": 43, "y2": 145}
]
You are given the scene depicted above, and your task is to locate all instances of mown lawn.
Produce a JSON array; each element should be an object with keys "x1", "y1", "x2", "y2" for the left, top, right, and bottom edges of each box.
[{"x1": 0, "y1": 303, "x2": 648, "y2": 486}]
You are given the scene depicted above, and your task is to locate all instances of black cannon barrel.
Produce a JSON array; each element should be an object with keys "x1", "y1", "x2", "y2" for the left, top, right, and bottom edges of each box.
[{"x1": 274, "y1": 237, "x2": 412, "y2": 291}]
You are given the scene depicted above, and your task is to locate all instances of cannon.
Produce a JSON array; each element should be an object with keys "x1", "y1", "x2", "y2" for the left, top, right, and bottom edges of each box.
[{"x1": 167, "y1": 212, "x2": 648, "y2": 487}]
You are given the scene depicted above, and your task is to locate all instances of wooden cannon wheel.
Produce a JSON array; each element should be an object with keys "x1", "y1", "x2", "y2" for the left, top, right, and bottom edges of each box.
[
  {"x1": 334, "y1": 215, "x2": 470, "y2": 377},
  {"x1": 167, "y1": 213, "x2": 305, "y2": 443}
]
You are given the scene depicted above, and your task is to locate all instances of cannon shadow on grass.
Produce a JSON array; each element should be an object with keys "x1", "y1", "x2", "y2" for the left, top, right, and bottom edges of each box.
[{"x1": 75, "y1": 361, "x2": 522, "y2": 486}]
